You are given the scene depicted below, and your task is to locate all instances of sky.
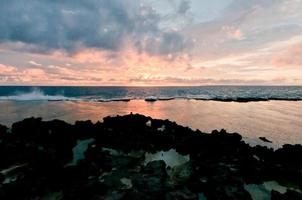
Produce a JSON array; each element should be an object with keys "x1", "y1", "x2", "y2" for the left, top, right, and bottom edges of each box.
[{"x1": 0, "y1": 0, "x2": 302, "y2": 86}]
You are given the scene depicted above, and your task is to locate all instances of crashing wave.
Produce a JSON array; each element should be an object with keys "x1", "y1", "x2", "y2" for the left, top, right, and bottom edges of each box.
[
  {"x1": 0, "y1": 89, "x2": 71, "y2": 101},
  {"x1": 145, "y1": 96, "x2": 158, "y2": 102}
]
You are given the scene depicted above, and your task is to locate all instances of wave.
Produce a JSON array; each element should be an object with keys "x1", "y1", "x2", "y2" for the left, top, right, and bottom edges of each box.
[
  {"x1": 145, "y1": 96, "x2": 158, "y2": 102},
  {"x1": 189, "y1": 97, "x2": 302, "y2": 102},
  {"x1": 1, "y1": 90, "x2": 302, "y2": 102},
  {"x1": 0, "y1": 89, "x2": 72, "y2": 101},
  {"x1": 144, "y1": 95, "x2": 302, "y2": 102}
]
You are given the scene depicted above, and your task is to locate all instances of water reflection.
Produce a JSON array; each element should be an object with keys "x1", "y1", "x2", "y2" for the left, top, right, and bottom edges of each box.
[
  {"x1": 144, "y1": 149, "x2": 190, "y2": 168},
  {"x1": 0, "y1": 100, "x2": 302, "y2": 146}
]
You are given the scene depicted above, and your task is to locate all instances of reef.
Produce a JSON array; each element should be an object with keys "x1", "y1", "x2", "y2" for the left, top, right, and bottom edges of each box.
[{"x1": 0, "y1": 114, "x2": 301, "y2": 200}]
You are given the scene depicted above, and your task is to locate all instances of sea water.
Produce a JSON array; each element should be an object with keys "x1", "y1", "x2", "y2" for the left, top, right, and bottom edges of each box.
[{"x1": 0, "y1": 86, "x2": 301, "y2": 147}]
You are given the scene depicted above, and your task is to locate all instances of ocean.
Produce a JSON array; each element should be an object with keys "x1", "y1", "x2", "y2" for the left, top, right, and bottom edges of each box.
[
  {"x1": 0, "y1": 86, "x2": 302, "y2": 101},
  {"x1": 0, "y1": 86, "x2": 302, "y2": 147}
]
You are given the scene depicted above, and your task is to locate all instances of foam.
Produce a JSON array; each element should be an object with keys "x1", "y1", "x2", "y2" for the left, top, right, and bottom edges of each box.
[{"x1": 0, "y1": 89, "x2": 71, "y2": 101}]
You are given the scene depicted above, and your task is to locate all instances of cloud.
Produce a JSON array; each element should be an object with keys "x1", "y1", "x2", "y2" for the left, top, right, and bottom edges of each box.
[
  {"x1": 178, "y1": 0, "x2": 191, "y2": 14},
  {"x1": 28, "y1": 60, "x2": 42, "y2": 66},
  {"x1": 1, "y1": 0, "x2": 302, "y2": 86},
  {"x1": 0, "y1": 0, "x2": 133, "y2": 52},
  {"x1": 129, "y1": 75, "x2": 285, "y2": 85},
  {"x1": 0, "y1": 63, "x2": 107, "y2": 85},
  {"x1": 0, "y1": 64, "x2": 19, "y2": 83},
  {"x1": 0, "y1": 0, "x2": 191, "y2": 56},
  {"x1": 222, "y1": 26, "x2": 245, "y2": 40},
  {"x1": 271, "y1": 42, "x2": 302, "y2": 67},
  {"x1": 0, "y1": 64, "x2": 17, "y2": 74},
  {"x1": 188, "y1": 0, "x2": 302, "y2": 60},
  {"x1": 140, "y1": 31, "x2": 193, "y2": 56}
]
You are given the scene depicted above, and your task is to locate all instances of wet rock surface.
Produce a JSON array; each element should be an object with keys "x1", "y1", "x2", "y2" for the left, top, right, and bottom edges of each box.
[{"x1": 0, "y1": 113, "x2": 301, "y2": 200}]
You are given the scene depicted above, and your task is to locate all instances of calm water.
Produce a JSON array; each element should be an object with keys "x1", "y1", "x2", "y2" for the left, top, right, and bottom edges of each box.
[
  {"x1": 0, "y1": 99, "x2": 301, "y2": 147},
  {"x1": 0, "y1": 86, "x2": 301, "y2": 147}
]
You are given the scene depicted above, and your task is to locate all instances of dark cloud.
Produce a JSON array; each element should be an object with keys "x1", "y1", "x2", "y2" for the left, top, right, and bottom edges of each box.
[
  {"x1": 0, "y1": 0, "x2": 191, "y2": 55},
  {"x1": 0, "y1": 0, "x2": 135, "y2": 52},
  {"x1": 178, "y1": 0, "x2": 191, "y2": 14},
  {"x1": 143, "y1": 32, "x2": 193, "y2": 56}
]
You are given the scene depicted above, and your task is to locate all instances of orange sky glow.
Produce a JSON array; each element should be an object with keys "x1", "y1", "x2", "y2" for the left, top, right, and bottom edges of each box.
[{"x1": 0, "y1": 0, "x2": 302, "y2": 86}]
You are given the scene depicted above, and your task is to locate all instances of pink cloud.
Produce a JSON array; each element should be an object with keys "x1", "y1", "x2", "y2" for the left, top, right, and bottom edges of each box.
[
  {"x1": 129, "y1": 75, "x2": 288, "y2": 86},
  {"x1": 271, "y1": 42, "x2": 302, "y2": 67},
  {"x1": 222, "y1": 26, "x2": 245, "y2": 40},
  {"x1": 0, "y1": 64, "x2": 17, "y2": 74}
]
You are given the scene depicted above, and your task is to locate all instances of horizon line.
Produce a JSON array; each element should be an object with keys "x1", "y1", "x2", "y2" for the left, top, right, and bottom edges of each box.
[{"x1": 0, "y1": 84, "x2": 302, "y2": 87}]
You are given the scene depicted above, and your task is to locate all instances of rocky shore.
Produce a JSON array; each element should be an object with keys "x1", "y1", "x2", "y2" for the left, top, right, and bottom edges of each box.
[{"x1": 0, "y1": 114, "x2": 302, "y2": 200}]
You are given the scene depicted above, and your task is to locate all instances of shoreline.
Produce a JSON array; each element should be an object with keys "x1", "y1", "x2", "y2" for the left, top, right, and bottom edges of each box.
[
  {"x1": 1, "y1": 97, "x2": 302, "y2": 103},
  {"x1": 0, "y1": 113, "x2": 281, "y2": 150},
  {"x1": 0, "y1": 114, "x2": 302, "y2": 199},
  {"x1": 0, "y1": 100, "x2": 301, "y2": 146}
]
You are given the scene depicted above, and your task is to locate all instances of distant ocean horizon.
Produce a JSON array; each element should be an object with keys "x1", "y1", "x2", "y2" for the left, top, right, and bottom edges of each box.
[{"x1": 0, "y1": 85, "x2": 302, "y2": 102}]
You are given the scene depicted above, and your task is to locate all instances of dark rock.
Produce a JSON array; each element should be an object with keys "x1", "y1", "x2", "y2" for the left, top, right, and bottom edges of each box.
[
  {"x1": 259, "y1": 137, "x2": 272, "y2": 143},
  {"x1": 133, "y1": 160, "x2": 169, "y2": 196},
  {"x1": 142, "y1": 160, "x2": 168, "y2": 178},
  {"x1": 171, "y1": 162, "x2": 192, "y2": 184},
  {"x1": 166, "y1": 187, "x2": 197, "y2": 200},
  {"x1": 145, "y1": 97, "x2": 157, "y2": 102},
  {"x1": 0, "y1": 114, "x2": 302, "y2": 199},
  {"x1": 0, "y1": 124, "x2": 8, "y2": 138},
  {"x1": 74, "y1": 120, "x2": 96, "y2": 139},
  {"x1": 272, "y1": 189, "x2": 302, "y2": 200},
  {"x1": 275, "y1": 144, "x2": 302, "y2": 164}
]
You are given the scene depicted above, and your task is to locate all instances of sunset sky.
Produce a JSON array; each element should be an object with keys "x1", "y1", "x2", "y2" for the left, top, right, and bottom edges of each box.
[{"x1": 0, "y1": 0, "x2": 302, "y2": 86}]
